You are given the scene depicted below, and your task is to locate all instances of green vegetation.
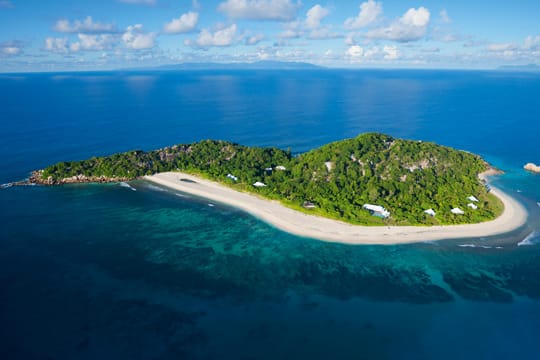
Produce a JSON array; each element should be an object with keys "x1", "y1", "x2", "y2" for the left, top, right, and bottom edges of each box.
[{"x1": 38, "y1": 133, "x2": 502, "y2": 225}]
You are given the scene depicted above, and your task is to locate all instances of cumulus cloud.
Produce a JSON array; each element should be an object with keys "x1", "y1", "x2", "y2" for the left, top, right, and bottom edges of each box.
[
  {"x1": 0, "y1": 41, "x2": 23, "y2": 56},
  {"x1": 524, "y1": 35, "x2": 540, "y2": 50},
  {"x1": 44, "y1": 37, "x2": 70, "y2": 53},
  {"x1": 0, "y1": 1, "x2": 14, "y2": 9},
  {"x1": 245, "y1": 34, "x2": 264, "y2": 45},
  {"x1": 383, "y1": 45, "x2": 399, "y2": 59},
  {"x1": 346, "y1": 44, "x2": 401, "y2": 61},
  {"x1": 305, "y1": 5, "x2": 329, "y2": 30},
  {"x1": 279, "y1": 27, "x2": 301, "y2": 39},
  {"x1": 163, "y1": 12, "x2": 199, "y2": 34},
  {"x1": 186, "y1": 24, "x2": 238, "y2": 48},
  {"x1": 344, "y1": 0, "x2": 382, "y2": 29},
  {"x1": 74, "y1": 34, "x2": 115, "y2": 51},
  {"x1": 118, "y1": 0, "x2": 156, "y2": 5},
  {"x1": 278, "y1": 5, "x2": 338, "y2": 41},
  {"x1": 54, "y1": 16, "x2": 117, "y2": 34},
  {"x1": 365, "y1": 6, "x2": 430, "y2": 42},
  {"x1": 346, "y1": 45, "x2": 364, "y2": 58},
  {"x1": 122, "y1": 24, "x2": 156, "y2": 49},
  {"x1": 218, "y1": 0, "x2": 299, "y2": 21}
]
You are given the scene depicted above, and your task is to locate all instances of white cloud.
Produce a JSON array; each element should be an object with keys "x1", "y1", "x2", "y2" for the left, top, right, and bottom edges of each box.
[
  {"x1": 218, "y1": 0, "x2": 299, "y2": 21},
  {"x1": 186, "y1": 24, "x2": 238, "y2": 48},
  {"x1": 346, "y1": 45, "x2": 364, "y2": 58},
  {"x1": 0, "y1": 41, "x2": 22, "y2": 56},
  {"x1": 440, "y1": 9, "x2": 451, "y2": 24},
  {"x1": 54, "y1": 16, "x2": 117, "y2": 34},
  {"x1": 245, "y1": 34, "x2": 264, "y2": 45},
  {"x1": 346, "y1": 44, "x2": 401, "y2": 62},
  {"x1": 44, "y1": 37, "x2": 70, "y2": 53},
  {"x1": 401, "y1": 7, "x2": 430, "y2": 27},
  {"x1": 75, "y1": 34, "x2": 115, "y2": 51},
  {"x1": 305, "y1": 5, "x2": 329, "y2": 30},
  {"x1": 278, "y1": 5, "x2": 338, "y2": 41},
  {"x1": 524, "y1": 35, "x2": 540, "y2": 50},
  {"x1": 383, "y1": 45, "x2": 399, "y2": 59},
  {"x1": 118, "y1": 0, "x2": 156, "y2": 5},
  {"x1": 163, "y1": 12, "x2": 199, "y2": 34},
  {"x1": 0, "y1": 0, "x2": 13, "y2": 9},
  {"x1": 122, "y1": 24, "x2": 156, "y2": 49},
  {"x1": 487, "y1": 43, "x2": 516, "y2": 52},
  {"x1": 365, "y1": 7, "x2": 431, "y2": 42},
  {"x1": 2, "y1": 46, "x2": 20, "y2": 55},
  {"x1": 344, "y1": 0, "x2": 382, "y2": 30},
  {"x1": 279, "y1": 28, "x2": 301, "y2": 39}
]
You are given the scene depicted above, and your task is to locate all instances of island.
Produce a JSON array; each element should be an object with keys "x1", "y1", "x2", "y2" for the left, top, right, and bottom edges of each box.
[
  {"x1": 26, "y1": 133, "x2": 527, "y2": 243},
  {"x1": 524, "y1": 163, "x2": 540, "y2": 173}
]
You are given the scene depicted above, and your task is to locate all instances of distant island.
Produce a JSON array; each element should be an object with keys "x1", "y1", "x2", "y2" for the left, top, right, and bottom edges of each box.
[
  {"x1": 28, "y1": 133, "x2": 507, "y2": 227},
  {"x1": 122, "y1": 60, "x2": 323, "y2": 72}
]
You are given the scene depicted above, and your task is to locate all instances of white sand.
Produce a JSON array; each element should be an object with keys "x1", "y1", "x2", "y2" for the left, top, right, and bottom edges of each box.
[{"x1": 145, "y1": 172, "x2": 527, "y2": 245}]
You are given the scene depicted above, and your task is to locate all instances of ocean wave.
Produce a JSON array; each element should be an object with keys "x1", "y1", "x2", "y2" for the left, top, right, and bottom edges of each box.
[
  {"x1": 119, "y1": 182, "x2": 136, "y2": 191},
  {"x1": 517, "y1": 231, "x2": 540, "y2": 246},
  {"x1": 145, "y1": 184, "x2": 166, "y2": 192},
  {"x1": 457, "y1": 244, "x2": 495, "y2": 249}
]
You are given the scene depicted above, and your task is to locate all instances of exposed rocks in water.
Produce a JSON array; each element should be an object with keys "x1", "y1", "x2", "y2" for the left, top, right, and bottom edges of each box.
[
  {"x1": 524, "y1": 163, "x2": 540, "y2": 173},
  {"x1": 28, "y1": 170, "x2": 132, "y2": 185}
]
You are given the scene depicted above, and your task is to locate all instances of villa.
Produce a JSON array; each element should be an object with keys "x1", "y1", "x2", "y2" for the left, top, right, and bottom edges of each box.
[
  {"x1": 451, "y1": 207, "x2": 465, "y2": 215},
  {"x1": 253, "y1": 181, "x2": 267, "y2": 187},
  {"x1": 468, "y1": 203, "x2": 478, "y2": 210},
  {"x1": 467, "y1": 196, "x2": 479, "y2": 202},
  {"x1": 363, "y1": 204, "x2": 390, "y2": 218},
  {"x1": 424, "y1": 208, "x2": 436, "y2": 217}
]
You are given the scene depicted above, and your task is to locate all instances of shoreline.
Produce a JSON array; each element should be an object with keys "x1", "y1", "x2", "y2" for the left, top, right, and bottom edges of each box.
[{"x1": 144, "y1": 171, "x2": 527, "y2": 245}]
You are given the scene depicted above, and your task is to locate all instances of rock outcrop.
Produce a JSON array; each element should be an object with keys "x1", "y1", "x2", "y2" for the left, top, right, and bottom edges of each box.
[
  {"x1": 524, "y1": 163, "x2": 540, "y2": 173},
  {"x1": 28, "y1": 170, "x2": 131, "y2": 185}
]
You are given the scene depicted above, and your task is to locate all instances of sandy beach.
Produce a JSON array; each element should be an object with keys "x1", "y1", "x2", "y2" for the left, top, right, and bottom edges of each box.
[{"x1": 144, "y1": 171, "x2": 527, "y2": 245}]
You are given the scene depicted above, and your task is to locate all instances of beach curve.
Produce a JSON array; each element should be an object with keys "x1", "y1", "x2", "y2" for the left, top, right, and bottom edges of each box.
[{"x1": 144, "y1": 171, "x2": 527, "y2": 245}]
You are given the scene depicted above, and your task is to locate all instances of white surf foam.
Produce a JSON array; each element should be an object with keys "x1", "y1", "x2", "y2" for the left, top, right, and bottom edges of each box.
[
  {"x1": 458, "y1": 244, "x2": 493, "y2": 249},
  {"x1": 517, "y1": 231, "x2": 540, "y2": 246},
  {"x1": 145, "y1": 184, "x2": 166, "y2": 192},
  {"x1": 119, "y1": 182, "x2": 136, "y2": 191}
]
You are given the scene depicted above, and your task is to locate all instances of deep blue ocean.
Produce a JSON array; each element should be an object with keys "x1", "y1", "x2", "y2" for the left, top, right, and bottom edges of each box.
[{"x1": 1, "y1": 70, "x2": 540, "y2": 359}]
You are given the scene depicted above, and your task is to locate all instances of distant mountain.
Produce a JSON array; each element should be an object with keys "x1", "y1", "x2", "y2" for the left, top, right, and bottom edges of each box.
[
  {"x1": 498, "y1": 64, "x2": 540, "y2": 72},
  {"x1": 123, "y1": 61, "x2": 324, "y2": 71}
]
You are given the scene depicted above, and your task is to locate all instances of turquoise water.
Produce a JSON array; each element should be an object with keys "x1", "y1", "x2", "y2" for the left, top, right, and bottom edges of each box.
[{"x1": 1, "y1": 70, "x2": 540, "y2": 359}]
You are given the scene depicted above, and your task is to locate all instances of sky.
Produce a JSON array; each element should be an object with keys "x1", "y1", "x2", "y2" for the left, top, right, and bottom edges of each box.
[{"x1": 0, "y1": 0, "x2": 539, "y2": 72}]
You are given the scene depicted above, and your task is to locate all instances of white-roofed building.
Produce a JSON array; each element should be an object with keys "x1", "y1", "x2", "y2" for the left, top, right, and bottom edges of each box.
[
  {"x1": 424, "y1": 209, "x2": 436, "y2": 217},
  {"x1": 467, "y1": 203, "x2": 478, "y2": 210},
  {"x1": 275, "y1": 165, "x2": 286, "y2": 170},
  {"x1": 467, "y1": 196, "x2": 479, "y2": 202},
  {"x1": 253, "y1": 181, "x2": 266, "y2": 187},
  {"x1": 451, "y1": 207, "x2": 465, "y2": 215},
  {"x1": 363, "y1": 204, "x2": 390, "y2": 218}
]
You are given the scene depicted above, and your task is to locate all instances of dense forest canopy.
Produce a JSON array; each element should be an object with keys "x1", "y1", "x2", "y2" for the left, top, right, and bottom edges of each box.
[{"x1": 36, "y1": 133, "x2": 502, "y2": 225}]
